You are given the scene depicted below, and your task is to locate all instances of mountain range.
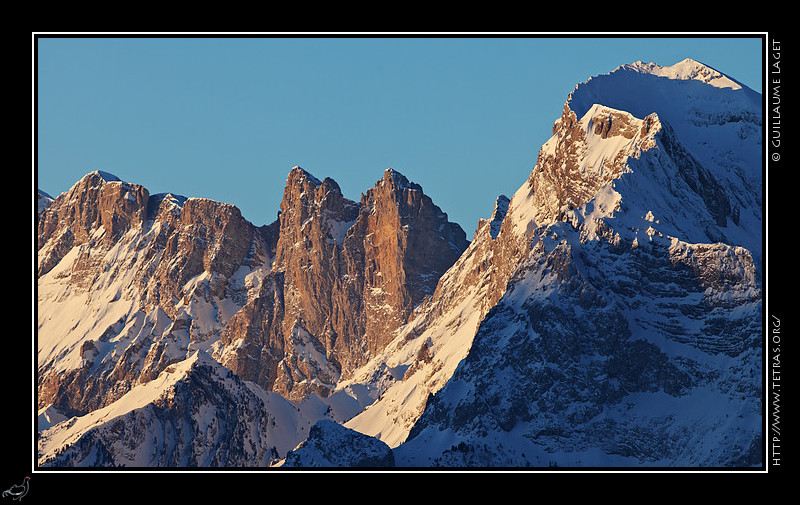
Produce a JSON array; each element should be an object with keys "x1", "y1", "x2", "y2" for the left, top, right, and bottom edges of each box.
[{"x1": 35, "y1": 58, "x2": 763, "y2": 469}]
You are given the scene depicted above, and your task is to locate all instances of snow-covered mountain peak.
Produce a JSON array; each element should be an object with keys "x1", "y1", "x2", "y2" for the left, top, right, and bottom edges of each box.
[
  {"x1": 567, "y1": 57, "x2": 760, "y2": 125},
  {"x1": 37, "y1": 189, "x2": 54, "y2": 215},
  {"x1": 397, "y1": 61, "x2": 762, "y2": 468},
  {"x1": 620, "y1": 58, "x2": 742, "y2": 90},
  {"x1": 503, "y1": 101, "x2": 662, "y2": 241},
  {"x1": 38, "y1": 348, "x2": 353, "y2": 467},
  {"x1": 555, "y1": 59, "x2": 761, "y2": 257},
  {"x1": 88, "y1": 170, "x2": 123, "y2": 182}
]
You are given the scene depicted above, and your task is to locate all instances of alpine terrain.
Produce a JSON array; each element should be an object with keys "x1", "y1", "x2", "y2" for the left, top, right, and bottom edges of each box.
[{"x1": 36, "y1": 58, "x2": 763, "y2": 468}]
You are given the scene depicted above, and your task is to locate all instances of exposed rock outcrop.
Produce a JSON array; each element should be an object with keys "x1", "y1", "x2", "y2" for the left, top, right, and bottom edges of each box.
[
  {"x1": 38, "y1": 171, "x2": 149, "y2": 277},
  {"x1": 37, "y1": 166, "x2": 468, "y2": 417},
  {"x1": 281, "y1": 419, "x2": 395, "y2": 467},
  {"x1": 38, "y1": 172, "x2": 274, "y2": 415},
  {"x1": 215, "y1": 167, "x2": 469, "y2": 401}
]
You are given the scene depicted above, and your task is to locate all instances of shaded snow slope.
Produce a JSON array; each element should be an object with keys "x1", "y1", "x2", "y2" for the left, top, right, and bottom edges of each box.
[
  {"x1": 280, "y1": 419, "x2": 395, "y2": 467},
  {"x1": 392, "y1": 59, "x2": 762, "y2": 468}
]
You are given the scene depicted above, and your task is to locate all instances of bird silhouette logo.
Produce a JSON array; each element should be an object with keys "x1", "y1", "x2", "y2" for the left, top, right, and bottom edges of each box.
[{"x1": 1, "y1": 477, "x2": 28, "y2": 501}]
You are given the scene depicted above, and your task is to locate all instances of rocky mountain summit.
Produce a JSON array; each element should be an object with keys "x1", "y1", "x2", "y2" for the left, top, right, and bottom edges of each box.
[
  {"x1": 37, "y1": 166, "x2": 467, "y2": 423},
  {"x1": 214, "y1": 166, "x2": 469, "y2": 401},
  {"x1": 280, "y1": 419, "x2": 395, "y2": 467},
  {"x1": 37, "y1": 170, "x2": 274, "y2": 418},
  {"x1": 36, "y1": 58, "x2": 763, "y2": 468}
]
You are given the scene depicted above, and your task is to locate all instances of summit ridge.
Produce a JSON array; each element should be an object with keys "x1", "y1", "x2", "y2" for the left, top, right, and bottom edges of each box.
[{"x1": 620, "y1": 58, "x2": 744, "y2": 90}]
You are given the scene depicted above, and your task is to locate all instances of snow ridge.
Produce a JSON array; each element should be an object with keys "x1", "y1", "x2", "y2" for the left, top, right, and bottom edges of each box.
[{"x1": 621, "y1": 58, "x2": 743, "y2": 90}]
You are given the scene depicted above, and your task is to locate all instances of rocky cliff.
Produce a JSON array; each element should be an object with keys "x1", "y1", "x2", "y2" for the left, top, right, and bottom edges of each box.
[
  {"x1": 213, "y1": 167, "x2": 469, "y2": 401},
  {"x1": 37, "y1": 166, "x2": 467, "y2": 420},
  {"x1": 37, "y1": 171, "x2": 274, "y2": 417}
]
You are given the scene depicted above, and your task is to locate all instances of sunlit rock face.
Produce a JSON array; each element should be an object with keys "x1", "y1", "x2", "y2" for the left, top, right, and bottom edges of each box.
[
  {"x1": 216, "y1": 167, "x2": 468, "y2": 401},
  {"x1": 37, "y1": 171, "x2": 273, "y2": 417}
]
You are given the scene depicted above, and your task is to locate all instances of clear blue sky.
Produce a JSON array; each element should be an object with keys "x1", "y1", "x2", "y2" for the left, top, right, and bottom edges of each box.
[{"x1": 35, "y1": 34, "x2": 764, "y2": 236}]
